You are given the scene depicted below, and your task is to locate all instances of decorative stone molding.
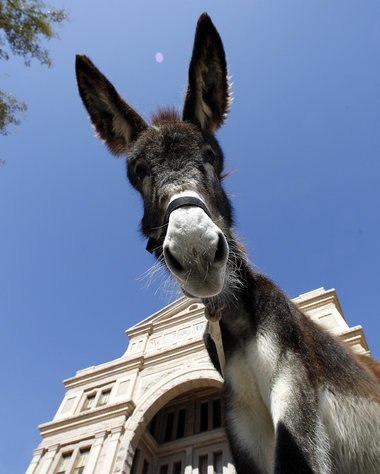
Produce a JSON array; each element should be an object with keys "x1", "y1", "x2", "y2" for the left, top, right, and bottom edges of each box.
[{"x1": 39, "y1": 400, "x2": 135, "y2": 439}]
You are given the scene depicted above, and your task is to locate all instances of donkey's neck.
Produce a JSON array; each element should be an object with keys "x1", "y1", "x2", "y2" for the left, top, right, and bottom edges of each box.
[
  {"x1": 203, "y1": 239, "x2": 255, "y2": 323},
  {"x1": 202, "y1": 237, "x2": 291, "y2": 357}
]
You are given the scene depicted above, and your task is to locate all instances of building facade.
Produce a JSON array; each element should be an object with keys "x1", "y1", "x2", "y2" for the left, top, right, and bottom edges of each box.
[{"x1": 26, "y1": 288, "x2": 370, "y2": 474}]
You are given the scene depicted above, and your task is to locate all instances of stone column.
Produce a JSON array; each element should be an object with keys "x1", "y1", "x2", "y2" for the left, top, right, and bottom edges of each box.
[
  {"x1": 37, "y1": 444, "x2": 60, "y2": 474},
  {"x1": 102, "y1": 426, "x2": 124, "y2": 472},
  {"x1": 25, "y1": 447, "x2": 45, "y2": 474},
  {"x1": 84, "y1": 430, "x2": 107, "y2": 473},
  {"x1": 184, "y1": 446, "x2": 193, "y2": 474}
]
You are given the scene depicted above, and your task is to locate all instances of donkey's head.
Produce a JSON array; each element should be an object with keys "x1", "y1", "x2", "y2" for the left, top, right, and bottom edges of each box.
[{"x1": 76, "y1": 13, "x2": 233, "y2": 298}]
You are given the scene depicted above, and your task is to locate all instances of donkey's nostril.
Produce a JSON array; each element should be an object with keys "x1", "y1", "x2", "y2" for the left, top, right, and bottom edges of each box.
[
  {"x1": 164, "y1": 246, "x2": 184, "y2": 273},
  {"x1": 214, "y1": 232, "x2": 228, "y2": 264}
]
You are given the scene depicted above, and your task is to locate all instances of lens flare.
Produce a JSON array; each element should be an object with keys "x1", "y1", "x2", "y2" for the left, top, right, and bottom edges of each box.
[{"x1": 155, "y1": 52, "x2": 164, "y2": 63}]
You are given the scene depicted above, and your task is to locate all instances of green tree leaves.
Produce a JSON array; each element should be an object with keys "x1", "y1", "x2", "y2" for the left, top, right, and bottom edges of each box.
[{"x1": 0, "y1": 0, "x2": 67, "y2": 135}]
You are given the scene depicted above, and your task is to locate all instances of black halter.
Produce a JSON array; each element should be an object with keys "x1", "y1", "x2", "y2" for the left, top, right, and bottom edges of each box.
[{"x1": 146, "y1": 196, "x2": 212, "y2": 254}]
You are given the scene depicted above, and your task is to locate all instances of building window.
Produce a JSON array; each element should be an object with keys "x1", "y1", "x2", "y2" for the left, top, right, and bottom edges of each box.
[
  {"x1": 142, "y1": 460, "x2": 150, "y2": 474},
  {"x1": 150, "y1": 406, "x2": 188, "y2": 443},
  {"x1": 136, "y1": 388, "x2": 231, "y2": 474},
  {"x1": 81, "y1": 393, "x2": 96, "y2": 411},
  {"x1": 197, "y1": 396, "x2": 223, "y2": 433},
  {"x1": 73, "y1": 447, "x2": 90, "y2": 474},
  {"x1": 98, "y1": 388, "x2": 111, "y2": 406},
  {"x1": 212, "y1": 399, "x2": 222, "y2": 429},
  {"x1": 55, "y1": 451, "x2": 72, "y2": 474},
  {"x1": 80, "y1": 384, "x2": 113, "y2": 412},
  {"x1": 164, "y1": 411, "x2": 175, "y2": 442},
  {"x1": 199, "y1": 455, "x2": 208, "y2": 474},
  {"x1": 176, "y1": 408, "x2": 186, "y2": 438},
  {"x1": 148, "y1": 388, "x2": 224, "y2": 444},
  {"x1": 200, "y1": 402, "x2": 209, "y2": 432},
  {"x1": 213, "y1": 451, "x2": 223, "y2": 474}
]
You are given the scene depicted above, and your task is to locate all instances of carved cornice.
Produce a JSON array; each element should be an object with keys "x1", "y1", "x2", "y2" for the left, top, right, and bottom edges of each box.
[
  {"x1": 292, "y1": 288, "x2": 344, "y2": 318},
  {"x1": 142, "y1": 339, "x2": 207, "y2": 368},
  {"x1": 338, "y1": 325, "x2": 370, "y2": 352},
  {"x1": 64, "y1": 357, "x2": 144, "y2": 389},
  {"x1": 64, "y1": 335, "x2": 207, "y2": 391},
  {"x1": 39, "y1": 400, "x2": 135, "y2": 438}
]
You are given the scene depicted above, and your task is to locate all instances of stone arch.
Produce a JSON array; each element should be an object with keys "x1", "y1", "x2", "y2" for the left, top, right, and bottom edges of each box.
[{"x1": 114, "y1": 366, "x2": 223, "y2": 473}]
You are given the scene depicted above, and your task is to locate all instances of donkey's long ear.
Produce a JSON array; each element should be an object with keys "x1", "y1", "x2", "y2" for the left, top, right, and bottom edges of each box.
[
  {"x1": 75, "y1": 55, "x2": 147, "y2": 155},
  {"x1": 183, "y1": 13, "x2": 230, "y2": 133}
]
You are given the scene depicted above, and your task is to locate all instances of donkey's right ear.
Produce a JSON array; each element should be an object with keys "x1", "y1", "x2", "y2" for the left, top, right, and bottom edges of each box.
[{"x1": 75, "y1": 55, "x2": 147, "y2": 155}]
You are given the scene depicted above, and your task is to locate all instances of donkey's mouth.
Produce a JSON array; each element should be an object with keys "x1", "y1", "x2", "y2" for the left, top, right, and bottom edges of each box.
[
  {"x1": 178, "y1": 267, "x2": 227, "y2": 298},
  {"x1": 163, "y1": 240, "x2": 228, "y2": 298},
  {"x1": 163, "y1": 232, "x2": 229, "y2": 298}
]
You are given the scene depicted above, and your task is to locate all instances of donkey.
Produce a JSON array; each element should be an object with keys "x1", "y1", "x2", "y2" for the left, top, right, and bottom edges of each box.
[{"x1": 76, "y1": 13, "x2": 380, "y2": 474}]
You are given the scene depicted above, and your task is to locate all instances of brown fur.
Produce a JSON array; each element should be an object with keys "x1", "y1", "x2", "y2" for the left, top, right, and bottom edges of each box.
[
  {"x1": 151, "y1": 107, "x2": 181, "y2": 125},
  {"x1": 76, "y1": 13, "x2": 380, "y2": 474},
  {"x1": 354, "y1": 353, "x2": 380, "y2": 383}
]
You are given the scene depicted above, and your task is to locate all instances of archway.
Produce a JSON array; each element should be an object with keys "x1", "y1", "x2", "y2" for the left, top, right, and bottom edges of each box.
[{"x1": 116, "y1": 368, "x2": 235, "y2": 473}]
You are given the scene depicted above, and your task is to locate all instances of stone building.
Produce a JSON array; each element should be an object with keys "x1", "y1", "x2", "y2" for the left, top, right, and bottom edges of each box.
[{"x1": 26, "y1": 288, "x2": 370, "y2": 474}]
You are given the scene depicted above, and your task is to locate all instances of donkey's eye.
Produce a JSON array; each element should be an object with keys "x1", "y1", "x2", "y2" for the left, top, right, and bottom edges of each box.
[
  {"x1": 134, "y1": 162, "x2": 150, "y2": 181},
  {"x1": 204, "y1": 148, "x2": 216, "y2": 166}
]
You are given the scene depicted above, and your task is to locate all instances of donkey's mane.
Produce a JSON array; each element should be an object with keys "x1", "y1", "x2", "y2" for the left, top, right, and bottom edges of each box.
[{"x1": 151, "y1": 107, "x2": 181, "y2": 126}]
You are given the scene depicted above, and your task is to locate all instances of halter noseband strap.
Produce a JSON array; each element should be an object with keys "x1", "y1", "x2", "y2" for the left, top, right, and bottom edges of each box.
[{"x1": 146, "y1": 196, "x2": 212, "y2": 254}]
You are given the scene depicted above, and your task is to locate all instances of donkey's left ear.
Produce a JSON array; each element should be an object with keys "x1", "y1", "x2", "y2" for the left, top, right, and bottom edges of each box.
[{"x1": 183, "y1": 13, "x2": 231, "y2": 133}]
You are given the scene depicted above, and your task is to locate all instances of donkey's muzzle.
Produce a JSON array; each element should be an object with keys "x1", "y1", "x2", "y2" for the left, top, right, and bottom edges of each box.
[
  {"x1": 163, "y1": 230, "x2": 227, "y2": 272},
  {"x1": 162, "y1": 198, "x2": 229, "y2": 298}
]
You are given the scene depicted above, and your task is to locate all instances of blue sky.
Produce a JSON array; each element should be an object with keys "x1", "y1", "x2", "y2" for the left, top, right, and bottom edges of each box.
[{"x1": 1, "y1": 1, "x2": 379, "y2": 472}]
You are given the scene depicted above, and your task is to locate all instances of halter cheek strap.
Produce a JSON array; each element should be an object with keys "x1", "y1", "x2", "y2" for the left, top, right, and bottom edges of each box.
[{"x1": 146, "y1": 196, "x2": 212, "y2": 254}]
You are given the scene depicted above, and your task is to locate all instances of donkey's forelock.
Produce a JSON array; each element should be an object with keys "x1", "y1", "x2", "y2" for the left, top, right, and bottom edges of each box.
[{"x1": 151, "y1": 107, "x2": 181, "y2": 126}]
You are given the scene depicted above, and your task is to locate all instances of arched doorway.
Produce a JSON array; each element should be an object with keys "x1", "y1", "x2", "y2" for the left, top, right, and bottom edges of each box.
[{"x1": 130, "y1": 386, "x2": 235, "y2": 474}]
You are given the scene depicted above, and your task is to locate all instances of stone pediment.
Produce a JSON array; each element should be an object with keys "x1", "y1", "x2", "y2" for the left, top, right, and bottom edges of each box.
[
  {"x1": 125, "y1": 288, "x2": 370, "y2": 358},
  {"x1": 124, "y1": 296, "x2": 208, "y2": 359},
  {"x1": 126, "y1": 296, "x2": 204, "y2": 338}
]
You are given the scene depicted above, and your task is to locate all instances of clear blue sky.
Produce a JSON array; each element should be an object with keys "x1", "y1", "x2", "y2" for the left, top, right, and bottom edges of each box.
[{"x1": 1, "y1": 1, "x2": 379, "y2": 472}]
